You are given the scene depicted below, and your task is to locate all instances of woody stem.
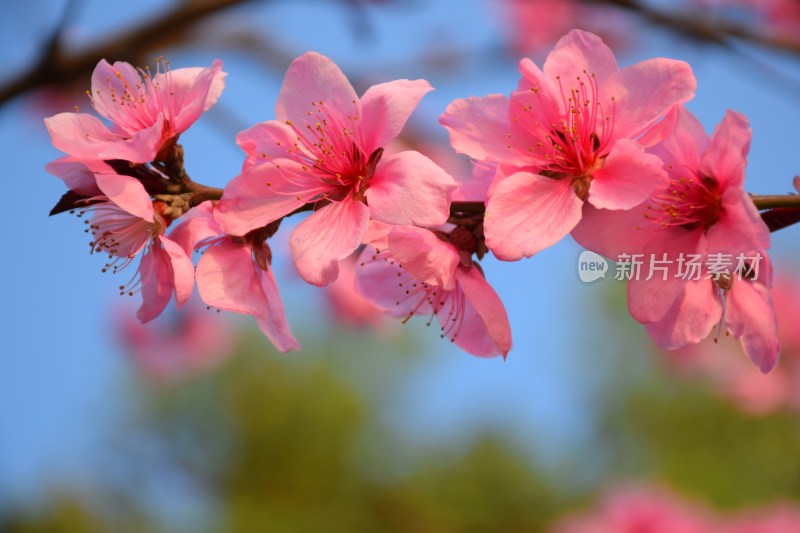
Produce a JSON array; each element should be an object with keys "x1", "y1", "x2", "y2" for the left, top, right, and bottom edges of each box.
[{"x1": 750, "y1": 194, "x2": 800, "y2": 210}]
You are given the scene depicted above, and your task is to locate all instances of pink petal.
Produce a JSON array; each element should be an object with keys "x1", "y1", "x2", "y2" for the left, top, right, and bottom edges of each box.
[
  {"x1": 388, "y1": 226, "x2": 460, "y2": 290},
  {"x1": 571, "y1": 202, "x2": 653, "y2": 260},
  {"x1": 45, "y1": 112, "x2": 162, "y2": 163},
  {"x1": 155, "y1": 61, "x2": 227, "y2": 114},
  {"x1": 196, "y1": 240, "x2": 257, "y2": 315},
  {"x1": 90, "y1": 60, "x2": 149, "y2": 128},
  {"x1": 439, "y1": 94, "x2": 527, "y2": 165},
  {"x1": 253, "y1": 267, "x2": 301, "y2": 352},
  {"x1": 274, "y1": 52, "x2": 359, "y2": 132},
  {"x1": 235, "y1": 120, "x2": 297, "y2": 171},
  {"x1": 640, "y1": 106, "x2": 708, "y2": 164},
  {"x1": 794, "y1": 176, "x2": 800, "y2": 193},
  {"x1": 136, "y1": 241, "x2": 174, "y2": 323},
  {"x1": 289, "y1": 199, "x2": 370, "y2": 286},
  {"x1": 543, "y1": 29, "x2": 619, "y2": 85},
  {"x1": 45, "y1": 112, "x2": 117, "y2": 155},
  {"x1": 214, "y1": 160, "x2": 318, "y2": 236},
  {"x1": 45, "y1": 156, "x2": 106, "y2": 196},
  {"x1": 726, "y1": 280, "x2": 780, "y2": 373},
  {"x1": 353, "y1": 245, "x2": 433, "y2": 318},
  {"x1": 706, "y1": 195, "x2": 770, "y2": 255},
  {"x1": 701, "y1": 110, "x2": 751, "y2": 191},
  {"x1": 627, "y1": 230, "x2": 703, "y2": 323},
  {"x1": 484, "y1": 172, "x2": 583, "y2": 261},
  {"x1": 168, "y1": 201, "x2": 222, "y2": 256},
  {"x1": 605, "y1": 58, "x2": 697, "y2": 141},
  {"x1": 510, "y1": 61, "x2": 562, "y2": 143},
  {"x1": 456, "y1": 267, "x2": 512, "y2": 358},
  {"x1": 588, "y1": 138, "x2": 666, "y2": 210},
  {"x1": 362, "y1": 220, "x2": 394, "y2": 250},
  {"x1": 644, "y1": 280, "x2": 722, "y2": 350},
  {"x1": 367, "y1": 151, "x2": 457, "y2": 226},
  {"x1": 94, "y1": 173, "x2": 154, "y2": 222},
  {"x1": 160, "y1": 236, "x2": 195, "y2": 309},
  {"x1": 170, "y1": 59, "x2": 225, "y2": 134},
  {"x1": 359, "y1": 79, "x2": 433, "y2": 153},
  {"x1": 451, "y1": 161, "x2": 495, "y2": 202}
]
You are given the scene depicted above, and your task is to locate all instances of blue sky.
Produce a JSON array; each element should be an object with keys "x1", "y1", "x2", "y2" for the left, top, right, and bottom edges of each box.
[{"x1": 1, "y1": 0, "x2": 799, "y2": 503}]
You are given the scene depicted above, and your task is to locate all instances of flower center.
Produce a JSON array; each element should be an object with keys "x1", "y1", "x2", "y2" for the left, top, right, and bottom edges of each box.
[
  {"x1": 90, "y1": 58, "x2": 177, "y2": 138},
  {"x1": 277, "y1": 99, "x2": 382, "y2": 202},
  {"x1": 513, "y1": 70, "x2": 615, "y2": 185},
  {"x1": 644, "y1": 170, "x2": 722, "y2": 231}
]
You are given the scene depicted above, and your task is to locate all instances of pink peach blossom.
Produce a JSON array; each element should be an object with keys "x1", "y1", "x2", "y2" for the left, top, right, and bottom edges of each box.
[
  {"x1": 215, "y1": 52, "x2": 457, "y2": 286},
  {"x1": 116, "y1": 300, "x2": 236, "y2": 383},
  {"x1": 440, "y1": 30, "x2": 696, "y2": 261},
  {"x1": 54, "y1": 165, "x2": 194, "y2": 323},
  {"x1": 693, "y1": 0, "x2": 800, "y2": 43},
  {"x1": 494, "y1": 0, "x2": 630, "y2": 56},
  {"x1": 551, "y1": 486, "x2": 715, "y2": 533},
  {"x1": 45, "y1": 58, "x2": 225, "y2": 164},
  {"x1": 663, "y1": 272, "x2": 800, "y2": 414},
  {"x1": 169, "y1": 202, "x2": 300, "y2": 352},
  {"x1": 354, "y1": 222, "x2": 511, "y2": 357},
  {"x1": 722, "y1": 504, "x2": 800, "y2": 533},
  {"x1": 575, "y1": 106, "x2": 777, "y2": 372}
]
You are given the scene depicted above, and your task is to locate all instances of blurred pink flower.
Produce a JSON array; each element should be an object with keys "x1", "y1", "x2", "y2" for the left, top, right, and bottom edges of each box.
[
  {"x1": 722, "y1": 504, "x2": 800, "y2": 533},
  {"x1": 692, "y1": 0, "x2": 800, "y2": 43},
  {"x1": 116, "y1": 301, "x2": 236, "y2": 383},
  {"x1": 45, "y1": 58, "x2": 225, "y2": 163},
  {"x1": 324, "y1": 254, "x2": 387, "y2": 329},
  {"x1": 215, "y1": 52, "x2": 457, "y2": 286},
  {"x1": 551, "y1": 486, "x2": 715, "y2": 533},
  {"x1": 664, "y1": 273, "x2": 800, "y2": 415},
  {"x1": 440, "y1": 30, "x2": 695, "y2": 261},
  {"x1": 497, "y1": 0, "x2": 578, "y2": 55},
  {"x1": 576, "y1": 106, "x2": 777, "y2": 372},
  {"x1": 553, "y1": 485, "x2": 800, "y2": 533},
  {"x1": 170, "y1": 202, "x2": 300, "y2": 352},
  {"x1": 355, "y1": 222, "x2": 511, "y2": 357},
  {"x1": 494, "y1": 0, "x2": 630, "y2": 56}
]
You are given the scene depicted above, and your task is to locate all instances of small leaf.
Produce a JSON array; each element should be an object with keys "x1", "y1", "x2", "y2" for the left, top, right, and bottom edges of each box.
[
  {"x1": 49, "y1": 190, "x2": 92, "y2": 216},
  {"x1": 761, "y1": 206, "x2": 800, "y2": 233}
]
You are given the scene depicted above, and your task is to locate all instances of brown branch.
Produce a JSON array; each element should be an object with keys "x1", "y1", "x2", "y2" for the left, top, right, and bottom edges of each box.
[
  {"x1": 761, "y1": 207, "x2": 800, "y2": 233},
  {"x1": 751, "y1": 194, "x2": 800, "y2": 210},
  {"x1": 583, "y1": 0, "x2": 800, "y2": 55},
  {"x1": 0, "y1": 0, "x2": 262, "y2": 107}
]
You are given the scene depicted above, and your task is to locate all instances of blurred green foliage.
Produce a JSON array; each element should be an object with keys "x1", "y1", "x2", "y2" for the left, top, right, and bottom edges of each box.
[{"x1": 3, "y1": 308, "x2": 800, "y2": 532}]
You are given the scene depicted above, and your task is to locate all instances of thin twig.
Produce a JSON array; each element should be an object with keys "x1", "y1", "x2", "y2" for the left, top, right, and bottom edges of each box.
[
  {"x1": 0, "y1": 0, "x2": 262, "y2": 107},
  {"x1": 583, "y1": 0, "x2": 800, "y2": 55}
]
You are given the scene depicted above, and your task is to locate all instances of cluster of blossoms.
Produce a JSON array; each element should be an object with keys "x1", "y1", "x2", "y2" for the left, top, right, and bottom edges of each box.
[{"x1": 45, "y1": 30, "x2": 790, "y2": 370}]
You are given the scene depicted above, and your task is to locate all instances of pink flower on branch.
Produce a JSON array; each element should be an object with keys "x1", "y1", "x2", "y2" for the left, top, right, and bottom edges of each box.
[
  {"x1": 170, "y1": 202, "x2": 300, "y2": 352},
  {"x1": 575, "y1": 106, "x2": 777, "y2": 372},
  {"x1": 45, "y1": 58, "x2": 225, "y2": 164},
  {"x1": 49, "y1": 162, "x2": 194, "y2": 323},
  {"x1": 440, "y1": 30, "x2": 696, "y2": 261},
  {"x1": 354, "y1": 222, "x2": 512, "y2": 358},
  {"x1": 663, "y1": 272, "x2": 800, "y2": 415},
  {"x1": 215, "y1": 52, "x2": 457, "y2": 286}
]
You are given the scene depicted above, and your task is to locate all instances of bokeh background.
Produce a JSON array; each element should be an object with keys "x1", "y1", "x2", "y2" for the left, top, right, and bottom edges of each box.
[{"x1": 2, "y1": 0, "x2": 800, "y2": 530}]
